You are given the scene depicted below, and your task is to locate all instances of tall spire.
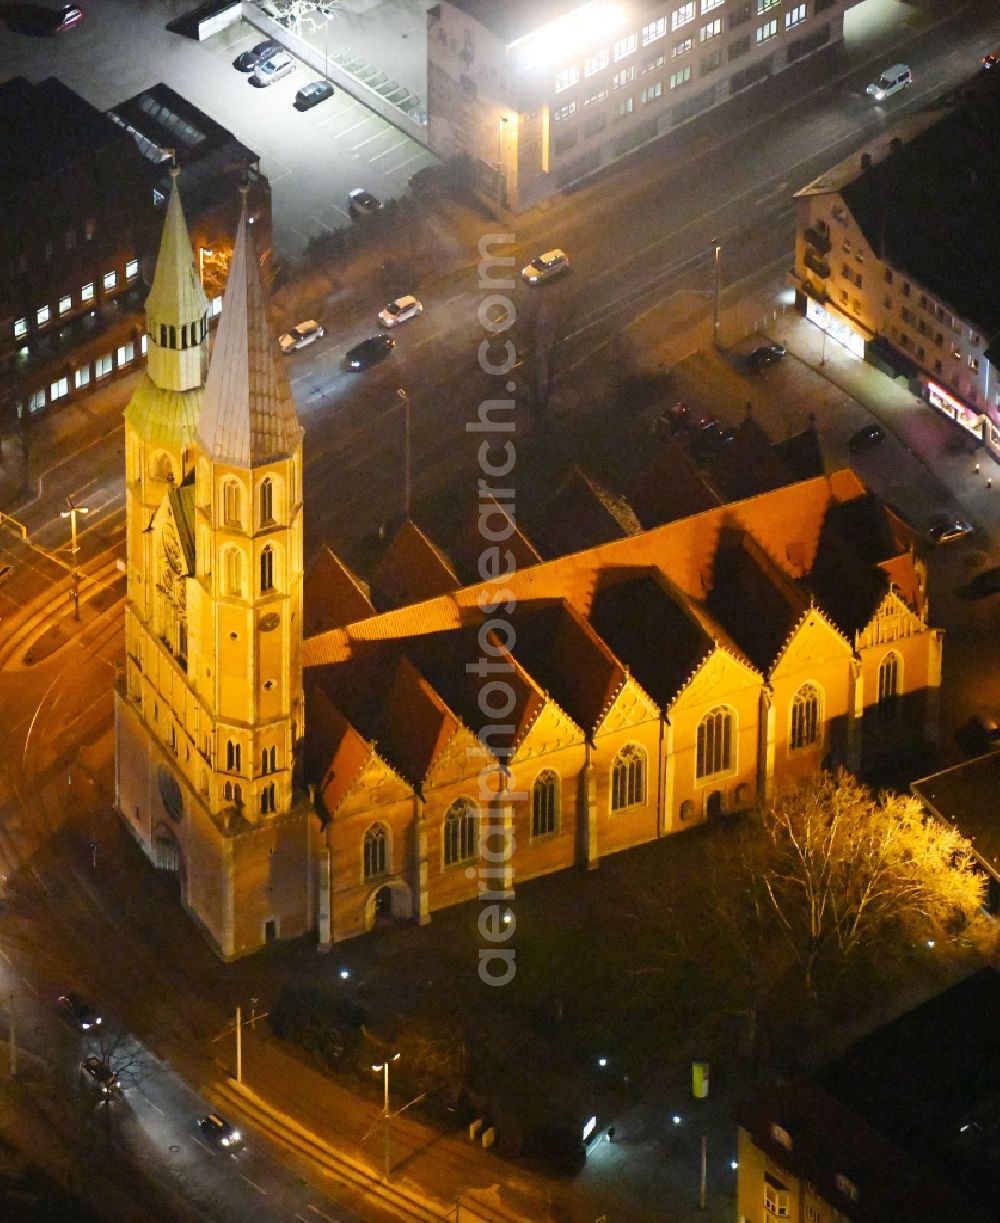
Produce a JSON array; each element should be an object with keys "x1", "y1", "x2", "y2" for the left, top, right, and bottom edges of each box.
[
  {"x1": 144, "y1": 166, "x2": 210, "y2": 394},
  {"x1": 196, "y1": 188, "x2": 302, "y2": 467}
]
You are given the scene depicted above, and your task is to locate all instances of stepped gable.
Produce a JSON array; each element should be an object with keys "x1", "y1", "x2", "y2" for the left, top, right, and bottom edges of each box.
[
  {"x1": 508, "y1": 599, "x2": 629, "y2": 735},
  {"x1": 588, "y1": 568, "x2": 722, "y2": 707},
  {"x1": 532, "y1": 466, "x2": 642, "y2": 560},
  {"x1": 451, "y1": 495, "x2": 543, "y2": 584},
  {"x1": 195, "y1": 199, "x2": 301, "y2": 466},
  {"x1": 370, "y1": 519, "x2": 459, "y2": 611},
  {"x1": 304, "y1": 546, "x2": 374, "y2": 635},
  {"x1": 629, "y1": 438, "x2": 720, "y2": 528},
  {"x1": 707, "y1": 529, "x2": 810, "y2": 676}
]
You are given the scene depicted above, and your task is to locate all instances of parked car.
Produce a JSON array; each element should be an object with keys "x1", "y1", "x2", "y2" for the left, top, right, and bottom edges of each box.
[
  {"x1": 848, "y1": 423, "x2": 886, "y2": 453},
  {"x1": 927, "y1": 516, "x2": 973, "y2": 545},
  {"x1": 249, "y1": 52, "x2": 296, "y2": 88},
  {"x1": 294, "y1": 80, "x2": 334, "y2": 110},
  {"x1": 198, "y1": 1114, "x2": 243, "y2": 1149},
  {"x1": 746, "y1": 343, "x2": 786, "y2": 372},
  {"x1": 866, "y1": 63, "x2": 911, "y2": 102},
  {"x1": 378, "y1": 295, "x2": 423, "y2": 327},
  {"x1": 278, "y1": 320, "x2": 324, "y2": 354},
  {"x1": 348, "y1": 189, "x2": 382, "y2": 217},
  {"x1": 58, "y1": 992, "x2": 101, "y2": 1031},
  {"x1": 0, "y1": 564, "x2": 11, "y2": 584},
  {"x1": 689, "y1": 420, "x2": 736, "y2": 461},
  {"x1": 233, "y1": 38, "x2": 281, "y2": 72},
  {"x1": 521, "y1": 249, "x2": 570, "y2": 285},
  {"x1": 80, "y1": 1056, "x2": 120, "y2": 1096},
  {"x1": 983, "y1": 50, "x2": 998, "y2": 71},
  {"x1": 11, "y1": 3, "x2": 83, "y2": 33},
  {"x1": 345, "y1": 335, "x2": 395, "y2": 371}
]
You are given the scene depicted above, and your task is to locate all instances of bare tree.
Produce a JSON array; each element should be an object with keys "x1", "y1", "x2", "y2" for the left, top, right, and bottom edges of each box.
[
  {"x1": 750, "y1": 769, "x2": 992, "y2": 998},
  {"x1": 509, "y1": 287, "x2": 578, "y2": 427}
]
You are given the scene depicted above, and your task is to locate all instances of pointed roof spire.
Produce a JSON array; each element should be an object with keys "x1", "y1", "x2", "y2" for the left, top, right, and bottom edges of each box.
[
  {"x1": 145, "y1": 165, "x2": 209, "y2": 331},
  {"x1": 196, "y1": 187, "x2": 302, "y2": 467}
]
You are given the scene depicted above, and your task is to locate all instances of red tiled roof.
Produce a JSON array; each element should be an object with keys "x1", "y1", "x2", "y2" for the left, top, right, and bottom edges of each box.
[
  {"x1": 370, "y1": 519, "x2": 459, "y2": 610},
  {"x1": 303, "y1": 546, "x2": 374, "y2": 635}
]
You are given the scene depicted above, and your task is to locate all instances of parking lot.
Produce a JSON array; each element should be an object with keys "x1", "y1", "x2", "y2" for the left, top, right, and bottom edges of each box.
[{"x1": 0, "y1": 0, "x2": 438, "y2": 261}]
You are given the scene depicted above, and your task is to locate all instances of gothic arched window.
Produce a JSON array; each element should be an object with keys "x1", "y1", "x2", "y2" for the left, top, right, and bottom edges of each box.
[
  {"x1": 443, "y1": 799, "x2": 477, "y2": 866},
  {"x1": 260, "y1": 544, "x2": 274, "y2": 593},
  {"x1": 697, "y1": 707, "x2": 733, "y2": 779},
  {"x1": 363, "y1": 823, "x2": 388, "y2": 879},
  {"x1": 222, "y1": 479, "x2": 241, "y2": 528},
  {"x1": 790, "y1": 684, "x2": 821, "y2": 749},
  {"x1": 223, "y1": 547, "x2": 242, "y2": 597},
  {"x1": 260, "y1": 477, "x2": 274, "y2": 526},
  {"x1": 878, "y1": 651, "x2": 900, "y2": 721},
  {"x1": 531, "y1": 770, "x2": 559, "y2": 837},
  {"x1": 611, "y1": 744, "x2": 645, "y2": 811},
  {"x1": 226, "y1": 740, "x2": 241, "y2": 772}
]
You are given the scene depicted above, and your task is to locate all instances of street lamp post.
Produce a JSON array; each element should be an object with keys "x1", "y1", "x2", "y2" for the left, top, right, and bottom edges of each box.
[
  {"x1": 372, "y1": 1051, "x2": 400, "y2": 1180},
  {"x1": 198, "y1": 246, "x2": 213, "y2": 290},
  {"x1": 711, "y1": 239, "x2": 722, "y2": 349},
  {"x1": 396, "y1": 388, "x2": 411, "y2": 520},
  {"x1": 61, "y1": 496, "x2": 89, "y2": 621}
]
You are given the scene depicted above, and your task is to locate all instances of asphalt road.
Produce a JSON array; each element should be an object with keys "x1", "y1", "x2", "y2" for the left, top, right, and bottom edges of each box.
[{"x1": 1, "y1": 0, "x2": 1000, "y2": 1219}]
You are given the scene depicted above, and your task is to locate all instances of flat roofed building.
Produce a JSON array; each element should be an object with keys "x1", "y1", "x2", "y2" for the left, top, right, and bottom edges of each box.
[
  {"x1": 428, "y1": 0, "x2": 861, "y2": 211},
  {"x1": 792, "y1": 72, "x2": 1000, "y2": 459}
]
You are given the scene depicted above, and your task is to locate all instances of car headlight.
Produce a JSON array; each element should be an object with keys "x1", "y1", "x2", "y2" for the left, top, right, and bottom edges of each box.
[
  {"x1": 82, "y1": 1021, "x2": 91, "y2": 1029},
  {"x1": 95, "y1": 1017, "x2": 102, "y2": 1024},
  {"x1": 221, "y1": 1137, "x2": 231, "y2": 1146}
]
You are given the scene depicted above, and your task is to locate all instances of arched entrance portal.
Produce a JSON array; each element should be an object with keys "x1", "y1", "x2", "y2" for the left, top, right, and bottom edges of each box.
[
  {"x1": 364, "y1": 880, "x2": 412, "y2": 931},
  {"x1": 152, "y1": 823, "x2": 186, "y2": 898}
]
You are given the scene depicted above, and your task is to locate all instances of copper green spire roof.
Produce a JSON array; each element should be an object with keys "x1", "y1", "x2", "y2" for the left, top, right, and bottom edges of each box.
[
  {"x1": 196, "y1": 193, "x2": 302, "y2": 468},
  {"x1": 144, "y1": 166, "x2": 209, "y2": 343}
]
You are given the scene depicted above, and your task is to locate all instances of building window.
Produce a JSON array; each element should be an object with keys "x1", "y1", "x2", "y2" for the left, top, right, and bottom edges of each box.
[
  {"x1": 785, "y1": 2, "x2": 807, "y2": 27},
  {"x1": 764, "y1": 1173, "x2": 790, "y2": 1217},
  {"x1": 884, "y1": 267, "x2": 893, "y2": 284},
  {"x1": 699, "y1": 18, "x2": 722, "y2": 40},
  {"x1": 223, "y1": 480, "x2": 241, "y2": 527},
  {"x1": 103, "y1": 270, "x2": 117, "y2": 292},
  {"x1": 612, "y1": 66, "x2": 636, "y2": 88},
  {"x1": 585, "y1": 48, "x2": 609, "y2": 75},
  {"x1": 641, "y1": 81, "x2": 663, "y2": 103},
  {"x1": 700, "y1": 48, "x2": 721, "y2": 74},
  {"x1": 81, "y1": 281, "x2": 95, "y2": 303},
  {"x1": 95, "y1": 353, "x2": 113, "y2": 378},
  {"x1": 13, "y1": 317, "x2": 27, "y2": 339},
  {"x1": 641, "y1": 16, "x2": 666, "y2": 44},
  {"x1": 673, "y1": 36, "x2": 693, "y2": 57},
  {"x1": 615, "y1": 96, "x2": 634, "y2": 117},
  {"x1": 50, "y1": 377, "x2": 69, "y2": 402},
  {"x1": 554, "y1": 101, "x2": 577, "y2": 121},
  {"x1": 697, "y1": 707, "x2": 733, "y2": 778},
  {"x1": 611, "y1": 744, "x2": 645, "y2": 810},
  {"x1": 790, "y1": 684, "x2": 821, "y2": 749},
  {"x1": 531, "y1": 770, "x2": 558, "y2": 837},
  {"x1": 36, "y1": 305, "x2": 50, "y2": 326},
  {"x1": 613, "y1": 32, "x2": 638, "y2": 59},
  {"x1": 672, "y1": 3, "x2": 695, "y2": 30},
  {"x1": 670, "y1": 65, "x2": 692, "y2": 88},
  {"x1": 701, "y1": 0, "x2": 724, "y2": 9},
  {"x1": 260, "y1": 544, "x2": 274, "y2": 592},
  {"x1": 59, "y1": 294, "x2": 72, "y2": 316},
  {"x1": 224, "y1": 547, "x2": 242, "y2": 597},
  {"x1": 226, "y1": 740, "x2": 242, "y2": 772},
  {"x1": 74, "y1": 366, "x2": 90, "y2": 390},
  {"x1": 877, "y1": 651, "x2": 900, "y2": 721},
  {"x1": 117, "y1": 341, "x2": 135, "y2": 366},
  {"x1": 260, "y1": 477, "x2": 274, "y2": 525},
  {"x1": 969, "y1": 355, "x2": 980, "y2": 374},
  {"x1": 363, "y1": 823, "x2": 388, "y2": 879},
  {"x1": 125, "y1": 257, "x2": 139, "y2": 280},
  {"x1": 554, "y1": 65, "x2": 579, "y2": 93},
  {"x1": 756, "y1": 17, "x2": 777, "y2": 41},
  {"x1": 756, "y1": 0, "x2": 780, "y2": 10},
  {"x1": 443, "y1": 798, "x2": 477, "y2": 866},
  {"x1": 643, "y1": 53, "x2": 666, "y2": 72},
  {"x1": 260, "y1": 782, "x2": 276, "y2": 814},
  {"x1": 902, "y1": 281, "x2": 911, "y2": 297},
  {"x1": 584, "y1": 87, "x2": 609, "y2": 106},
  {"x1": 28, "y1": 388, "x2": 46, "y2": 413},
  {"x1": 261, "y1": 745, "x2": 277, "y2": 774}
]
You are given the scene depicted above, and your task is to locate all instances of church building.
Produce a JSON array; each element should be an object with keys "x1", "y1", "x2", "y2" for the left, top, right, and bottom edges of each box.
[{"x1": 115, "y1": 179, "x2": 944, "y2": 960}]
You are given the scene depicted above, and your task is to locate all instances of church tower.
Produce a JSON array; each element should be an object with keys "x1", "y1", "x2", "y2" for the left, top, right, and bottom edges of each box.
[{"x1": 115, "y1": 178, "x2": 313, "y2": 959}]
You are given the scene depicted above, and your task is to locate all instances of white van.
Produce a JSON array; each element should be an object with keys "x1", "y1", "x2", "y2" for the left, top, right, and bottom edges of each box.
[{"x1": 867, "y1": 64, "x2": 912, "y2": 102}]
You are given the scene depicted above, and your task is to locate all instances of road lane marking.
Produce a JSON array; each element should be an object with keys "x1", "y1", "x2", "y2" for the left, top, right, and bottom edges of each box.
[
  {"x1": 0, "y1": 948, "x2": 11, "y2": 966},
  {"x1": 341, "y1": 116, "x2": 378, "y2": 138},
  {"x1": 193, "y1": 1136, "x2": 212, "y2": 1153},
  {"x1": 135, "y1": 1087, "x2": 164, "y2": 1115},
  {"x1": 368, "y1": 136, "x2": 410, "y2": 163},
  {"x1": 307, "y1": 1206, "x2": 336, "y2": 1222},
  {"x1": 240, "y1": 1173, "x2": 268, "y2": 1195},
  {"x1": 351, "y1": 128, "x2": 393, "y2": 152},
  {"x1": 382, "y1": 149, "x2": 434, "y2": 175}
]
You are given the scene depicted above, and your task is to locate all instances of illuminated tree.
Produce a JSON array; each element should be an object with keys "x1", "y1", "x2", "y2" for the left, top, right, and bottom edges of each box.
[{"x1": 751, "y1": 769, "x2": 992, "y2": 997}]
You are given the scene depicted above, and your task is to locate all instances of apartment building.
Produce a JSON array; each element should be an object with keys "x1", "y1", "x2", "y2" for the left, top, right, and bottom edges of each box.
[
  {"x1": 0, "y1": 78, "x2": 269, "y2": 431},
  {"x1": 737, "y1": 969, "x2": 1000, "y2": 1223},
  {"x1": 792, "y1": 73, "x2": 1000, "y2": 455},
  {"x1": 427, "y1": 0, "x2": 861, "y2": 210}
]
